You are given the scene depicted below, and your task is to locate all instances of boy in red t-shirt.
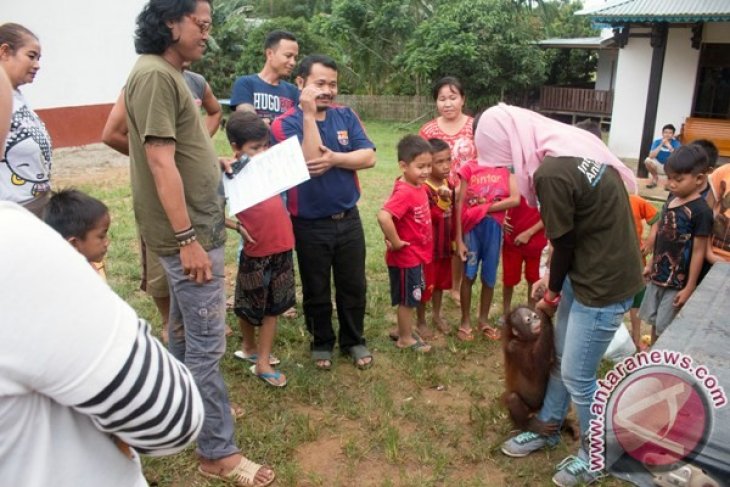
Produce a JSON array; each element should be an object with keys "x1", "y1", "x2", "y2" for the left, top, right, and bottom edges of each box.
[
  {"x1": 415, "y1": 138, "x2": 455, "y2": 337},
  {"x1": 377, "y1": 135, "x2": 434, "y2": 352},
  {"x1": 501, "y1": 196, "x2": 547, "y2": 320},
  {"x1": 227, "y1": 111, "x2": 295, "y2": 387}
]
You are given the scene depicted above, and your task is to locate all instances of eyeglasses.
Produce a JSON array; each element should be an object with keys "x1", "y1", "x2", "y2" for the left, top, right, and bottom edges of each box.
[{"x1": 188, "y1": 15, "x2": 212, "y2": 34}]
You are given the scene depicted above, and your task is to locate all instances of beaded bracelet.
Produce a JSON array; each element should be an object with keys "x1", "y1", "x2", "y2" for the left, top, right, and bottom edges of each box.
[{"x1": 177, "y1": 234, "x2": 197, "y2": 247}]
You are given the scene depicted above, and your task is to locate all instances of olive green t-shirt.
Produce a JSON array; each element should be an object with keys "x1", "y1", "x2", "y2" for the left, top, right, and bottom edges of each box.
[
  {"x1": 125, "y1": 55, "x2": 225, "y2": 256},
  {"x1": 534, "y1": 156, "x2": 643, "y2": 307}
]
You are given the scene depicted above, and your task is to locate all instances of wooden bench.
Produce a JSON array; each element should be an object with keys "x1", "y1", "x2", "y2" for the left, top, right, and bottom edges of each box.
[{"x1": 679, "y1": 117, "x2": 730, "y2": 158}]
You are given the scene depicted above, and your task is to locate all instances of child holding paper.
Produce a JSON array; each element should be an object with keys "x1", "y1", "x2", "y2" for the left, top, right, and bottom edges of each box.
[{"x1": 227, "y1": 111, "x2": 295, "y2": 387}]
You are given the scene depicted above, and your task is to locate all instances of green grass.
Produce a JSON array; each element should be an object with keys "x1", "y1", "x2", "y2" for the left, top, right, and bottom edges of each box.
[{"x1": 63, "y1": 120, "x2": 627, "y2": 486}]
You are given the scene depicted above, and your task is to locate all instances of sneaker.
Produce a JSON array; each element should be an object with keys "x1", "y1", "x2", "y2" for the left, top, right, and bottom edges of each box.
[
  {"x1": 552, "y1": 454, "x2": 603, "y2": 486},
  {"x1": 501, "y1": 431, "x2": 560, "y2": 458}
]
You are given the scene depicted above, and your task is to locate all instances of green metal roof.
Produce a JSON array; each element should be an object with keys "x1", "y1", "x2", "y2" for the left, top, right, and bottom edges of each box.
[{"x1": 578, "y1": 0, "x2": 730, "y2": 23}]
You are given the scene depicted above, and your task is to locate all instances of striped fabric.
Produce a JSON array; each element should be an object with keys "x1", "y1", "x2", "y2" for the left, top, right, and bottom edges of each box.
[{"x1": 74, "y1": 319, "x2": 203, "y2": 456}]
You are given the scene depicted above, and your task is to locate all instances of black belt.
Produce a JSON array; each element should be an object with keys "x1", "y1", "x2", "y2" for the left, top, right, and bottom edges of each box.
[
  {"x1": 292, "y1": 207, "x2": 356, "y2": 221},
  {"x1": 329, "y1": 207, "x2": 355, "y2": 220},
  {"x1": 325, "y1": 206, "x2": 357, "y2": 220}
]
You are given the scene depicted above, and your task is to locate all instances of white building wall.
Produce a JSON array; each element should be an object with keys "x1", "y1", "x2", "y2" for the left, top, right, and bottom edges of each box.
[
  {"x1": 654, "y1": 28, "x2": 700, "y2": 143},
  {"x1": 6, "y1": 0, "x2": 147, "y2": 109},
  {"x1": 608, "y1": 32, "x2": 652, "y2": 159},
  {"x1": 595, "y1": 49, "x2": 617, "y2": 91}
]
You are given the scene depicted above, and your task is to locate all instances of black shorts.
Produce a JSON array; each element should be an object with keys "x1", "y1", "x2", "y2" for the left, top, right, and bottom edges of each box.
[
  {"x1": 388, "y1": 265, "x2": 424, "y2": 308},
  {"x1": 233, "y1": 250, "x2": 295, "y2": 326}
]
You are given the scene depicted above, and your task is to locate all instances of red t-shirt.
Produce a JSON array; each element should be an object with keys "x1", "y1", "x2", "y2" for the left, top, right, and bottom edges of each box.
[
  {"x1": 424, "y1": 179, "x2": 454, "y2": 260},
  {"x1": 383, "y1": 178, "x2": 433, "y2": 267},
  {"x1": 419, "y1": 117, "x2": 476, "y2": 186},
  {"x1": 236, "y1": 195, "x2": 294, "y2": 258},
  {"x1": 503, "y1": 196, "x2": 547, "y2": 257},
  {"x1": 457, "y1": 162, "x2": 511, "y2": 234}
]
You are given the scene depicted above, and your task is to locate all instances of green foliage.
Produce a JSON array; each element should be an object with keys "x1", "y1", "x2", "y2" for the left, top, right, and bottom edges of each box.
[
  {"x1": 196, "y1": 0, "x2": 600, "y2": 106},
  {"x1": 540, "y1": 0, "x2": 599, "y2": 87},
  {"x1": 193, "y1": 1, "x2": 337, "y2": 96},
  {"x1": 399, "y1": 0, "x2": 547, "y2": 109}
]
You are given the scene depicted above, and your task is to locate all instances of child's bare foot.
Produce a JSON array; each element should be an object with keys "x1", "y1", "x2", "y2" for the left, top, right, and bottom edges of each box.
[
  {"x1": 433, "y1": 316, "x2": 450, "y2": 335},
  {"x1": 449, "y1": 289, "x2": 461, "y2": 303},
  {"x1": 416, "y1": 323, "x2": 434, "y2": 339},
  {"x1": 224, "y1": 324, "x2": 234, "y2": 337}
]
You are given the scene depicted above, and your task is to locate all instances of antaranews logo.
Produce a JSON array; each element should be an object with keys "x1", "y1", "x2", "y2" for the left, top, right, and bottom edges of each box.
[{"x1": 588, "y1": 349, "x2": 726, "y2": 473}]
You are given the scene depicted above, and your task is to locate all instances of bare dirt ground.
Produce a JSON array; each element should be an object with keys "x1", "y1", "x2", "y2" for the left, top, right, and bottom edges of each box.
[{"x1": 52, "y1": 143, "x2": 130, "y2": 186}]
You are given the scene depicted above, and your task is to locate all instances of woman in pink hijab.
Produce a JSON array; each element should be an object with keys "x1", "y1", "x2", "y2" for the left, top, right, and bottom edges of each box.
[{"x1": 486, "y1": 105, "x2": 643, "y2": 486}]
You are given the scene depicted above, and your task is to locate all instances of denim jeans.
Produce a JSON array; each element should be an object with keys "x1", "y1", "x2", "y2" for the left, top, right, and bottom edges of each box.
[
  {"x1": 537, "y1": 278, "x2": 632, "y2": 441},
  {"x1": 159, "y1": 246, "x2": 238, "y2": 460},
  {"x1": 291, "y1": 207, "x2": 367, "y2": 354}
]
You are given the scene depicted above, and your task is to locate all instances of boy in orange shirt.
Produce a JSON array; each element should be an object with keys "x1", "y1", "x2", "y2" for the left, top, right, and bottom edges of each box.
[{"x1": 628, "y1": 194, "x2": 659, "y2": 349}]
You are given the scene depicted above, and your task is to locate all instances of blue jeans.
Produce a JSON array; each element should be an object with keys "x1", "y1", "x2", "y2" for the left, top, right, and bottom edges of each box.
[
  {"x1": 537, "y1": 278, "x2": 632, "y2": 441},
  {"x1": 160, "y1": 246, "x2": 238, "y2": 460}
]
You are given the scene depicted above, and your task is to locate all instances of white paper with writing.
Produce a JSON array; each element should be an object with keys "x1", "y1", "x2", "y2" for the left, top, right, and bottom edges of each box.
[{"x1": 223, "y1": 136, "x2": 309, "y2": 215}]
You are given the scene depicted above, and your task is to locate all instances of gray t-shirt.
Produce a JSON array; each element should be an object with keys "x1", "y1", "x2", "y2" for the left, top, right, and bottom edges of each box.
[{"x1": 183, "y1": 70, "x2": 206, "y2": 103}]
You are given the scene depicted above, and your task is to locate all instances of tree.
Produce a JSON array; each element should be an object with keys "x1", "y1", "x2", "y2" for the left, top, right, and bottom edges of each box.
[
  {"x1": 315, "y1": 0, "x2": 432, "y2": 95},
  {"x1": 192, "y1": 1, "x2": 338, "y2": 96},
  {"x1": 540, "y1": 0, "x2": 599, "y2": 87},
  {"x1": 399, "y1": 0, "x2": 547, "y2": 109}
]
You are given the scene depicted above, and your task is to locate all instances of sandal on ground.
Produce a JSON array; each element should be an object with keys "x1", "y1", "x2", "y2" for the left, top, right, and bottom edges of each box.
[
  {"x1": 312, "y1": 350, "x2": 333, "y2": 371},
  {"x1": 646, "y1": 182, "x2": 657, "y2": 189},
  {"x1": 198, "y1": 456, "x2": 276, "y2": 487},
  {"x1": 456, "y1": 327, "x2": 474, "y2": 342},
  {"x1": 249, "y1": 365, "x2": 287, "y2": 387},
  {"x1": 479, "y1": 323, "x2": 501, "y2": 341},
  {"x1": 233, "y1": 350, "x2": 281, "y2": 366},
  {"x1": 396, "y1": 333, "x2": 431, "y2": 353},
  {"x1": 346, "y1": 344, "x2": 373, "y2": 370}
]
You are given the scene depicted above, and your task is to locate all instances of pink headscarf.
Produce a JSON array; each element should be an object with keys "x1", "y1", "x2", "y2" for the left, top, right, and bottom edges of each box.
[{"x1": 475, "y1": 103, "x2": 637, "y2": 206}]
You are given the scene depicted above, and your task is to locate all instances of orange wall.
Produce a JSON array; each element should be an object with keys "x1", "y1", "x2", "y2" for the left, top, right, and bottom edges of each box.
[{"x1": 35, "y1": 104, "x2": 114, "y2": 148}]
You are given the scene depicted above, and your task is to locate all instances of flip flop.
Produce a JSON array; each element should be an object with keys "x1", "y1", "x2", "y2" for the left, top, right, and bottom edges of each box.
[
  {"x1": 233, "y1": 350, "x2": 281, "y2": 366},
  {"x1": 456, "y1": 327, "x2": 474, "y2": 342},
  {"x1": 347, "y1": 344, "x2": 373, "y2": 370},
  {"x1": 646, "y1": 182, "x2": 657, "y2": 189},
  {"x1": 249, "y1": 365, "x2": 287, "y2": 387},
  {"x1": 396, "y1": 333, "x2": 431, "y2": 353},
  {"x1": 198, "y1": 455, "x2": 276, "y2": 487},
  {"x1": 312, "y1": 350, "x2": 333, "y2": 371},
  {"x1": 479, "y1": 324, "x2": 501, "y2": 341}
]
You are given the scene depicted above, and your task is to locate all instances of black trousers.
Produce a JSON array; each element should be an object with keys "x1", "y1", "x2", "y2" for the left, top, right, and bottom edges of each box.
[{"x1": 291, "y1": 207, "x2": 367, "y2": 353}]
